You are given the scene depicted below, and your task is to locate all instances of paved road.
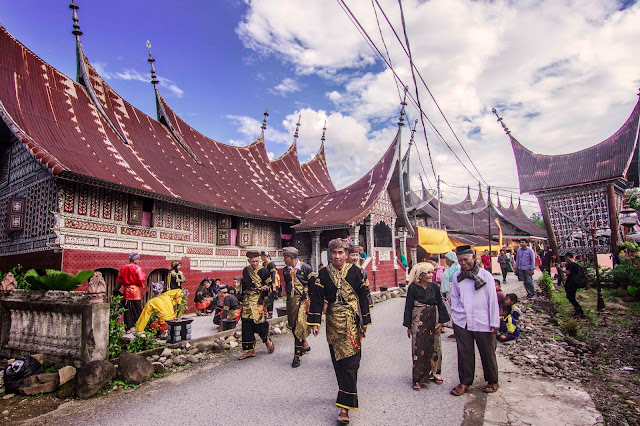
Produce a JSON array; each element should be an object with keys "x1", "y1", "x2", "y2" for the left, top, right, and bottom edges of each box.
[{"x1": 32, "y1": 297, "x2": 468, "y2": 426}]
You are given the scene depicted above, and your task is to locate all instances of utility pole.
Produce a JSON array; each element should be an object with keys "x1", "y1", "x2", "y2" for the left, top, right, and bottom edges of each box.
[
  {"x1": 437, "y1": 175, "x2": 441, "y2": 229},
  {"x1": 488, "y1": 185, "x2": 492, "y2": 257}
]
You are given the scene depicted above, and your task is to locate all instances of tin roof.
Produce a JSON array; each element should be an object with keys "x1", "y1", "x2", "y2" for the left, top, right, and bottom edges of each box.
[{"x1": 511, "y1": 98, "x2": 640, "y2": 193}]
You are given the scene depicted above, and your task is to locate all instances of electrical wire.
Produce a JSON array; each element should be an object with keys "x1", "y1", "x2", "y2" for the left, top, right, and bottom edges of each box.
[
  {"x1": 337, "y1": 0, "x2": 483, "y2": 185},
  {"x1": 373, "y1": 0, "x2": 489, "y2": 186},
  {"x1": 371, "y1": 0, "x2": 402, "y2": 102}
]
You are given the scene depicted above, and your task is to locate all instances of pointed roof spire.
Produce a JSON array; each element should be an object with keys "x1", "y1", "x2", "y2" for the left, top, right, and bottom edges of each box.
[
  {"x1": 320, "y1": 119, "x2": 327, "y2": 144},
  {"x1": 509, "y1": 194, "x2": 514, "y2": 209},
  {"x1": 420, "y1": 175, "x2": 428, "y2": 200},
  {"x1": 260, "y1": 104, "x2": 269, "y2": 136},
  {"x1": 409, "y1": 119, "x2": 418, "y2": 145},
  {"x1": 146, "y1": 40, "x2": 159, "y2": 86},
  {"x1": 397, "y1": 86, "x2": 409, "y2": 127},
  {"x1": 293, "y1": 114, "x2": 301, "y2": 141},
  {"x1": 517, "y1": 197, "x2": 522, "y2": 210},
  {"x1": 491, "y1": 107, "x2": 511, "y2": 136},
  {"x1": 69, "y1": 0, "x2": 83, "y2": 38},
  {"x1": 496, "y1": 191, "x2": 503, "y2": 208}
]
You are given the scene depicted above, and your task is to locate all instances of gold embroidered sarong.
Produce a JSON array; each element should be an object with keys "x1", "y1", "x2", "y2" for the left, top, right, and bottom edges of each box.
[
  {"x1": 286, "y1": 269, "x2": 310, "y2": 341},
  {"x1": 325, "y1": 264, "x2": 362, "y2": 361},
  {"x1": 241, "y1": 267, "x2": 267, "y2": 324}
]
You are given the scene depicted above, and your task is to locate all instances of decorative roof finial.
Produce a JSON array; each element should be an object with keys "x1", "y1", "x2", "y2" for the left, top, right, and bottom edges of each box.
[
  {"x1": 491, "y1": 107, "x2": 511, "y2": 136},
  {"x1": 293, "y1": 114, "x2": 301, "y2": 141},
  {"x1": 69, "y1": 0, "x2": 83, "y2": 37},
  {"x1": 398, "y1": 85, "x2": 409, "y2": 127},
  {"x1": 517, "y1": 197, "x2": 522, "y2": 209},
  {"x1": 260, "y1": 104, "x2": 269, "y2": 134},
  {"x1": 509, "y1": 194, "x2": 514, "y2": 209},
  {"x1": 146, "y1": 41, "x2": 159, "y2": 86},
  {"x1": 321, "y1": 119, "x2": 327, "y2": 143},
  {"x1": 409, "y1": 119, "x2": 418, "y2": 145}
]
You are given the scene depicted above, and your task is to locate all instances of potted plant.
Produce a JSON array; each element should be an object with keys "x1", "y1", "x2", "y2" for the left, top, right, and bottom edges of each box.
[
  {"x1": 166, "y1": 290, "x2": 193, "y2": 343},
  {"x1": 24, "y1": 269, "x2": 95, "y2": 291}
]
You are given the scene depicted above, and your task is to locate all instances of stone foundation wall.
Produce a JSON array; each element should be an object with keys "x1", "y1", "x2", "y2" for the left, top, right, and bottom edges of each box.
[{"x1": 0, "y1": 290, "x2": 108, "y2": 366}]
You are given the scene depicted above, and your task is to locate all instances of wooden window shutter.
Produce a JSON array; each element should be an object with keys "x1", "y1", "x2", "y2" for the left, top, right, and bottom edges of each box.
[{"x1": 128, "y1": 196, "x2": 142, "y2": 225}]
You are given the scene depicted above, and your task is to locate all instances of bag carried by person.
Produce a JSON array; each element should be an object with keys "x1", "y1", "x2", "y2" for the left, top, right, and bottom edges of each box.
[{"x1": 575, "y1": 263, "x2": 588, "y2": 289}]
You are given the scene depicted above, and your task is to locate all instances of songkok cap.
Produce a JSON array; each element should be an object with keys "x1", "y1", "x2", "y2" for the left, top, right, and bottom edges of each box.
[
  {"x1": 456, "y1": 245, "x2": 474, "y2": 256},
  {"x1": 152, "y1": 281, "x2": 164, "y2": 294},
  {"x1": 347, "y1": 245, "x2": 362, "y2": 254},
  {"x1": 260, "y1": 250, "x2": 270, "y2": 257},
  {"x1": 429, "y1": 254, "x2": 439, "y2": 262},
  {"x1": 129, "y1": 251, "x2": 140, "y2": 261},
  {"x1": 246, "y1": 251, "x2": 260, "y2": 259},
  {"x1": 283, "y1": 246, "x2": 299, "y2": 257}
]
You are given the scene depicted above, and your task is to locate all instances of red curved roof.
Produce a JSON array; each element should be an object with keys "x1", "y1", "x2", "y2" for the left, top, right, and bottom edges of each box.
[
  {"x1": 301, "y1": 143, "x2": 336, "y2": 194},
  {"x1": 0, "y1": 24, "x2": 318, "y2": 221},
  {"x1": 294, "y1": 135, "x2": 400, "y2": 230},
  {"x1": 511, "y1": 98, "x2": 640, "y2": 193}
]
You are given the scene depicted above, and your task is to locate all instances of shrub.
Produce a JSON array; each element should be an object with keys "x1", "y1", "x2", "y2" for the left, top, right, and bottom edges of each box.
[
  {"x1": 537, "y1": 271, "x2": 554, "y2": 299},
  {"x1": 561, "y1": 318, "x2": 579, "y2": 337},
  {"x1": 24, "y1": 269, "x2": 94, "y2": 291},
  {"x1": 109, "y1": 295, "x2": 126, "y2": 358},
  {"x1": 127, "y1": 310, "x2": 159, "y2": 353}
]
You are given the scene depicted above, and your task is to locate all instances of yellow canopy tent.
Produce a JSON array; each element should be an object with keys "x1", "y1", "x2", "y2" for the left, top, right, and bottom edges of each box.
[{"x1": 418, "y1": 227, "x2": 456, "y2": 254}]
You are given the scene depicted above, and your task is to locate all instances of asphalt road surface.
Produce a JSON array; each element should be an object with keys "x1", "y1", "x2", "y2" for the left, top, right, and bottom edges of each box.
[{"x1": 33, "y1": 296, "x2": 472, "y2": 426}]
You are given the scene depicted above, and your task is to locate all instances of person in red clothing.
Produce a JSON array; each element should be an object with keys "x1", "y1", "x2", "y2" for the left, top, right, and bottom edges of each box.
[
  {"x1": 481, "y1": 250, "x2": 492, "y2": 273},
  {"x1": 116, "y1": 252, "x2": 147, "y2": 332}
]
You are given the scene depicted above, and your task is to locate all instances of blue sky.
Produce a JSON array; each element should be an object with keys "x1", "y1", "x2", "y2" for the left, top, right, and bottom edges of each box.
[{"x1": 2, "y1": 1, "x2": 639, "y2": 214}]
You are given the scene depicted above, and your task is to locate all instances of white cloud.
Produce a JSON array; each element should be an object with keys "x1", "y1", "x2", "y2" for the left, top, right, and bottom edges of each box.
[
  {"x1": 92, "y1": 62, "x2": 184, "y2": 98},
  {"x1": 225, "y1": 114, "x2": 292, "y2": 146},
  {"x1": 237, "y1": 0, "x2": 640, "y2": 215},
  {"x1": 270, "y1": 77, "x2": 302, "y2": 96}
]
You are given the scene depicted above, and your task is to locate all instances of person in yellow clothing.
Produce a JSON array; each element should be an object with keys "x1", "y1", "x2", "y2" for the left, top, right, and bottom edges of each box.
[{"x1": 135, "y1": 282, "x2": 185, "y2": 338}]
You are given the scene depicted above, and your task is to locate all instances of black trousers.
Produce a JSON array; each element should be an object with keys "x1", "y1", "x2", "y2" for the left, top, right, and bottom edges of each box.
[
  {"x1": 330, "y1": 346, "x2": 361, "y2": 411},
  {"x1": 241, "y1": 318, "x2": 269, "y2": 351},
  {"x1": 565, "y1": 283, "x2": 583, "y2": 314},
  {"x1": 453, "y1": 324, "x2": 498, "y2": 386},
  {"x1": 500, "y1": 266, "x2": 508, "y2": 282},
  {"x1": 267, "y1": 294, "x2": 275, "y2": 314},
  {"x1": 294, "y1": 336, "x2": 307, "y2": 357},
  {"x1": 122, "y1": 299, "x2": 142, "y2": 330}
]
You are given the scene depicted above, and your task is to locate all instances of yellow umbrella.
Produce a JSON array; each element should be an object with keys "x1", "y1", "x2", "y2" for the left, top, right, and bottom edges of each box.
[{"x1": 418, "y1": 227, "x2": 456, "y2": 254}]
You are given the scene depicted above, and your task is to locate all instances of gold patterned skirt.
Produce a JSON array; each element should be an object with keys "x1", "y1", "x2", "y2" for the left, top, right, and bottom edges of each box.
[
  {"x1": 326, "y1": 303, "x2": 362, "y2": 362},
  {"x1": 286, "y1": 294, "x2": 310, "y2": 342}
]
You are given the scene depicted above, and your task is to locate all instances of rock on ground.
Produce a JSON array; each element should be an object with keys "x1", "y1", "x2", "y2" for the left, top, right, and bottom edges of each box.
[
  {"x1": 117, "y1": 353, "x2": 155, "y2": 385},
  {"x1": 58, "y1": 366, "x2": 76, "y2": 386},
  {"x1": 75, "y1": 360, "x2": 115, "y2": 399},
  {"x1": 18, "y1": 372, "x2": 60, "y2": 395}
]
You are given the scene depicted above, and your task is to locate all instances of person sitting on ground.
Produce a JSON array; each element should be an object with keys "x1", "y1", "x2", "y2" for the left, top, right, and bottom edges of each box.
[
  {"x1": 194, "y1": 278, "x2": 216, "y2": 316},
  {"x1": 495, "y1": 279, "x2": 506, "y2": 305},
  {"x1": 498, "y1": 304, "x2": 520, "y2": 342},
  {"x1": 135, "y1": 282, "x2": 185, "y2": 339},
  {"x1": 504, "y1": 293, "x2": 522, "y2": 321},
  {"x1": 429, "y1": 255, "x2": 445, "y2": 284},
  {"x1": 213, "y1": 285, "x2": 241, "y2": 329}
]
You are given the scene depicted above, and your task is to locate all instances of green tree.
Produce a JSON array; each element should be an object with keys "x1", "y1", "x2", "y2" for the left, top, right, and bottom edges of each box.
[{"x1": 530, "y1": 212, "x2": 545, "y2": 229}]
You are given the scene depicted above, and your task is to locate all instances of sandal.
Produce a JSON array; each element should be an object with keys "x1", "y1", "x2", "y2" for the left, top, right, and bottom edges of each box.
[
  {"x1": 337, "y1": 410, "x2": 350, "y2": 424},
  {"x1": 238, "y1": 351, "x2": 255, "y2": 360},
  {"x1": 483, "y1": 383, "x2": 500, "y2": 393},
  {"x1": 413, "y1": 383, "x2": 422, "y2": 391},
  {"x1": 450, "y1": 383, "x2": 469, "y2": 396},
  {"x1": 431, "y1": 376, "x2": 444, "y2": 385},
  {"x1": 266, "y1": 339, "x2": 275, "y2": 354}
]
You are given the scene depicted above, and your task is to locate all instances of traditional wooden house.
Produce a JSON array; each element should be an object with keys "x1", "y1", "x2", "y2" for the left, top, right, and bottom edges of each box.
[
  {"x1": 0, "y1": 6, "x2": 411, "y2": 305},
  {"x1": 499, "y1": 92, "x2": 640, "y2": 262}
]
